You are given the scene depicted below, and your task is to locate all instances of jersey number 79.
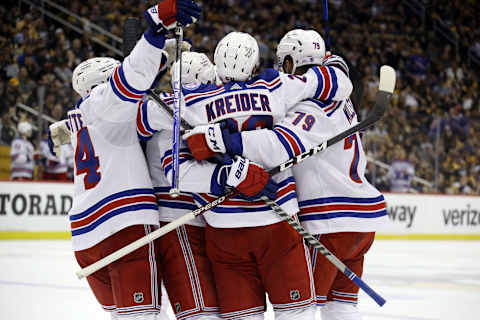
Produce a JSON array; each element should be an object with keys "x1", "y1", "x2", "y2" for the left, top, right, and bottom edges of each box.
[{"x1": 75, "y1": 128, "x2": 101, "y2": 190}]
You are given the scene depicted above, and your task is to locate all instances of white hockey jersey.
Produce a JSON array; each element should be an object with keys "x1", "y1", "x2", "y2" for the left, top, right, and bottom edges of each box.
[
  {"x1": 39, "y1": 139, "x2": 68, "y2": 174},
  {"x1": 137, "y1": 93, "x2": 206, "y2": 227},
  {"x1": 10, "y1": 137, "x2": 34, "y2": 179},
  {"x1": 239, "y1": 96, "x2": 388, "y2": 234},
  {"x1": 149, "y1": 67, "x2": 352, "y2": 228},
  {"x1": 67, "y1": 35, "x2": 165, "y2": 251}
]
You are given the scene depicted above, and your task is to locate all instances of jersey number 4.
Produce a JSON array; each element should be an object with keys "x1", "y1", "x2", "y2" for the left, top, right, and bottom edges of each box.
[{"x1": 75, "y1": 128, "x2": 101, "y2": 190}]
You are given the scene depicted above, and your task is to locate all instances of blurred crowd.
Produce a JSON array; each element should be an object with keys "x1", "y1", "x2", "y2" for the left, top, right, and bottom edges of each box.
[{"x1": 0, "y1": 0, "x2": 478, "y2": 193}]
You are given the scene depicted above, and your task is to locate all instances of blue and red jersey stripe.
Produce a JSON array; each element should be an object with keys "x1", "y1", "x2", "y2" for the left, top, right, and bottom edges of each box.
[
  {"x1": 69, "y1": 188, "x2": 158, "y2": 236},
  {"x1": 161, "y1": 148, "x2": 194, "y2": 175},
  {"x1": 110, "y1": 64, "x2": 147, "y2": 103},
  {"x1": 273, "y1": 124, "x2": 306, "y2": 158},
  {"x1": 154, "y1": 187, "x2": 198, "y2": 211},
  {"x1": 192, "y1": 177, "x2": 297, "y2": 214},
  {"x1": 298, "y1": 195, "x2": 387, "y2": 221},
  {"x1": 311, "y1": 66, "x2": 339, "y2": 101}
]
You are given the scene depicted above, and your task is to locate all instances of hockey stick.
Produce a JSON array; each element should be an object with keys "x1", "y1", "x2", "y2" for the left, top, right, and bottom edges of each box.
[
  {"x1": 76, "y1": 66, "x2": 394, "y2": 287},
  {"x1": 323, "y1": 0, "x2": 330, "y2": 50},
  {"x1": 169, "y1": 24, "x2": 184, "y2": 198},
  {"x1": 123, "y1": 18, "x2": 191, "y2": 131}
]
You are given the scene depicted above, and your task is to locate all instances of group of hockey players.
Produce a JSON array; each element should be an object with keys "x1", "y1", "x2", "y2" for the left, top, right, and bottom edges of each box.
[{"x1": 47, "y1": 1, "x2": 389, "y2": 319}]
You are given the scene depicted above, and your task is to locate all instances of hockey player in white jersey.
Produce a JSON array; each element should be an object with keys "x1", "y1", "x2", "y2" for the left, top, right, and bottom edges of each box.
[
  {"x1": 162, "y1": 31, "x2": 351, "y2": 320},
  {"x1": 10, "y1": 121, "x2": 34, "y2": 181},
  {"x1": 185, "y1": 29, "x2": 388, "y2": 320},
  {"x1": 49, "y1": 2, "x2": 202, "y2": 319},
  {"x1": 139, "y1": 51, "x2": 221, "y2": 319}
]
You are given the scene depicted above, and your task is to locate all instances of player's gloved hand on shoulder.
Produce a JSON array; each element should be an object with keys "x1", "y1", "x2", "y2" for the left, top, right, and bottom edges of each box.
[
  {"x1": 144, "y1": 0, "x2": 201, "y2": 32},
  {"x1": 226, "y1": 157, "x2": 278, "y2": 200},
  {"x1": 48, "y1": 120, "x2": 71, "y2": 156},
  {"x1": 182, "y1": 122, "x2": 242, "y2": 160}
]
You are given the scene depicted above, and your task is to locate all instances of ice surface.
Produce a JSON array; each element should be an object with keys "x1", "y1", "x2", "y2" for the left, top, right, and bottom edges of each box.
[{"x1": 1, "y1": 240, "x2": 479, "y2": 320}]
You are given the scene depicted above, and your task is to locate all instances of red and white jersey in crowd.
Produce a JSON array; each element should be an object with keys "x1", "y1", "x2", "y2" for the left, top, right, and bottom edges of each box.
[
  {"x1": 387, "y1": 160, "x2": 415, "y2": 192},
  {"x1": 239, "y1": 96, "x2": 388, "y2": 234},
  {"x1": 137, "y1": 93, "x2": 206, "y2": 227},
  {"x1": 67, "y1": 35, "x2": 164, "y2": 251},
  {"x1": 10, "y1": 137, "x2": 34, "y2": 179},
  {"x1": 39, "y1": 139, "x2": 68, "y2": 174},
  {"x1": 148, "y1": 67, "x2": 351, "y2": 228}
]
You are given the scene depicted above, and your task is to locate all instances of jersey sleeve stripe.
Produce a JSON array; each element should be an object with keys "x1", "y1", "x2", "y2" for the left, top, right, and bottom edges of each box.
[
  {"x1": 326, "y1": 66, "x2": 338, "y2": 101},
  {"x1": 137, "y1": 100, "x2": 158, "y2": 139},
  {"x1": 318, "y1": 66, "x2": 332, "y2": 100},
  {"x1": 117, "y1": 65, "x2": 148, "y2": 95},
  {"x1": 325, "y1": 103, "x2": 342, "y2": 117},
  {"x1": 162, "y1": 149, "x2": 194, "y2": 174},
  {"x1": 312, "y1": 67, "x2": 324, "y2": 99},
  {"x1": 273, "y1": 129, "x2": 294, "y2": 158},
  {"x1": 110, "y1": 66, "x2": 145, "y2": 103},
  {"x1": 274, "y1": 125, "x2": 306, "y2": 153}
]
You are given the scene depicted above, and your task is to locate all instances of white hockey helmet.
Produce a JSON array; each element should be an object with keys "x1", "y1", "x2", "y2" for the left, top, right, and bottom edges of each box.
[
  {"x1": 214, "y1": 32, "x2": 260, "y2": 83},
  {"x1": 172, "y1": 51, "x2": 216, "y2": 86},
  {"x1": 17, "y1": 121, "x2": 32, "y2": 138},
  {"x1": 72, "y1": 57, "x2": 120, "y2": 97},
  {"x1": 276, "y1": 29, "x2": 326, "y2": 73}
]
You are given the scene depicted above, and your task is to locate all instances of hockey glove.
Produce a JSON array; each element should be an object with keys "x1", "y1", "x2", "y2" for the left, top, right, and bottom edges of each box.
[
  {"x1": 48, "y1": 120, "x2": 71, "y2": 156},
  {"x1": 226, "y1": 157, "x2": 278, "y2": 200},
  {"x1": 183, "y1": 123, "x2": 242, "y2": 161},
  {"x1": 144, "y1": 0, "x2": 201, "y2": 32}
]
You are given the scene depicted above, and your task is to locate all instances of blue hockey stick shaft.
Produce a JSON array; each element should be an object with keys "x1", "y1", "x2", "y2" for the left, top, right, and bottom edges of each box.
[
  {"x1": 323, "y1": 0, "x2": 330, "y2": 49},
  {"x1": 170, "y1": 24, "x2": 184, "y2": 197}
]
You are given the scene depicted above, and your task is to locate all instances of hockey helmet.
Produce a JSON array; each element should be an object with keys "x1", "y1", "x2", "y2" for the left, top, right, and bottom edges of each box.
[
  {"x1": 171, "y1": 51, "x2": 216, "y2": 86},
  {"x1": 276, "y1": 29, "x2": 326, "y2": 73},
  {"x1": 17, "y1": 121, "x2": 32, "y2": 138},
  {"x1": 72, "y1": 57, "x2": 120, "y2": 98},
  {"x1": 214, "y1": 32, "x2": 260, "y2": 83}
]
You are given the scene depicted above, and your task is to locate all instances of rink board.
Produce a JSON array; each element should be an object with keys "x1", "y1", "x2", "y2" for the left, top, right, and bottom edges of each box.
[{"x1": 0, "y1": 181, "x2": 479, "y2": 240}]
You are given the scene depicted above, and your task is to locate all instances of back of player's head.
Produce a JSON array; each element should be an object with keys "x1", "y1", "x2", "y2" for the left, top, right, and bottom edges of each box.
[
  {"x1": 214, "y1": 32, "x2": 260, "y2": 83},
  {"x1": 276, "y1": 29, "x2": 325, "y2": 74},
  {"x1": 72, "y1": 57, "x2": 120, "y2": 98},
  {"x1": 172, "y1": 51, "x2": 216, "y2": 86},
  {"x1": 17, "y1": 121, "x2": 32, "y2": 138}
]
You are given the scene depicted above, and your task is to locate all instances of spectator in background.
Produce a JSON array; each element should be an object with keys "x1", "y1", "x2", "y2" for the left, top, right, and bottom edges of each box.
[
  {"x1": 1, "y1": 111, "x2": 17, "y2": 145},
  {"x1": 387, "y1": 147, "x2": 415, "y2": 193},
  {"x1": 10, "y1": 121, "x2": 34, "y2": 180},
  {"x1": 447, "y1": 105, "x2": 468, "y2": 140}
]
